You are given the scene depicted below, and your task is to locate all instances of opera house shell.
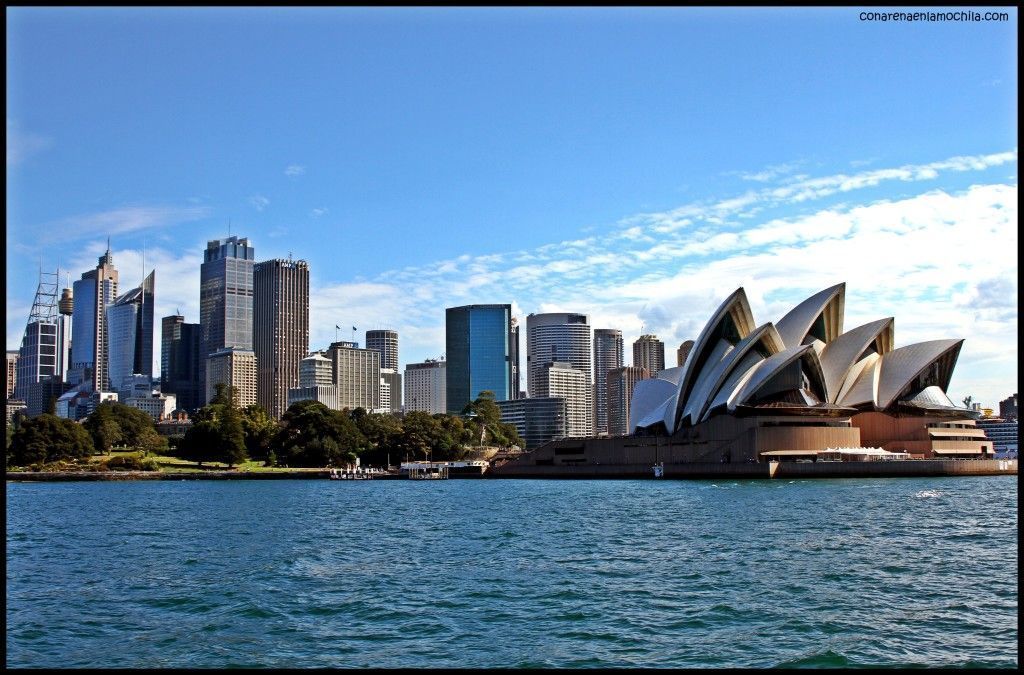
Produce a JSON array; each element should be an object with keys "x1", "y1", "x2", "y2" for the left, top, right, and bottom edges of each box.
[{"x1": 495, "y1": 283, "x2": 995, "y2": 475}]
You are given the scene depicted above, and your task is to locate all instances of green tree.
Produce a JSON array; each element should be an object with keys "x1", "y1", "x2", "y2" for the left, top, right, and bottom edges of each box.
[
  {"x1": 218, "y1": 402, "x2": 247, "y2": 468},
  {"x1": 178, "y1": 420, "x2": 221, "y2": 466},
  {"x1": 276, "y1": 400, "x2": 367, "y2": 467},
  {"x1": 354, "y1": 412, "x2": 403, "y2": 466},
  {"x1": 9, "y1": 414, "x2": 94, "y2": 466},
  {"x1": 241, "y1": 405, "x2": 278, "y2": 462},
  {"x1": 83, "y1": 405, "x2": 122, "y2": 455}
]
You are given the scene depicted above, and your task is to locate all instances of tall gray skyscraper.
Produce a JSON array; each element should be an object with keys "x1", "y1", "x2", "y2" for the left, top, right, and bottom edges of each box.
[
  {"x1": 70, "y1": 245, "x2": 119, "y2": 390},
  {"x1": 445, "y1": 304, "x2": 516, "y2": 414},
  {"x1": 365, "y1": 329, "x2": 398, "y2": 370},
  {"x1": 199, "y1": 236, "x2": 255, "y2": 401},
  {"x1": 254, "y1": 258, "x2": 309, "y2": 419},
  {"x1": 526, "y1": 312, "x2": 593, "y2": 435},
  {"x1": 593, "y1": 328, "x2": 624, "y2": 435},
  {"x1": 632, "y1": 334, "x2": 665, "y2": 375},
  {"x1": 106, "y1": 270, "x2": 155, "y2": 395}
]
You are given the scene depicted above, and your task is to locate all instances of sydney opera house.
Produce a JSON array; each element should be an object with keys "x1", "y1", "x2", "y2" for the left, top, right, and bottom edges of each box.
[{"x1": 495, "y1": 283, "x2": 999, "y2": 477}]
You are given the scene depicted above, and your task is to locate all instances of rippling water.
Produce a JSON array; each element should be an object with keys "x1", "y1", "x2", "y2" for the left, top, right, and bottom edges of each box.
[{"x1": 6, "y1": 476, "x2": 1018, "y2": 668}]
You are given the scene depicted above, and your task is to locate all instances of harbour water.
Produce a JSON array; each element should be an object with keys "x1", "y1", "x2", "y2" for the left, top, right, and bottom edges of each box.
[{"x1": 6, "y1": 476, "x2": 1018, "y2": 668}]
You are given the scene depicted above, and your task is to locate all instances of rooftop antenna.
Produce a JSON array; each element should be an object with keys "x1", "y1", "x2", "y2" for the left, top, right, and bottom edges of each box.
[{"x1": 228, "y1": 218, "x2": 232, "y2": 238}]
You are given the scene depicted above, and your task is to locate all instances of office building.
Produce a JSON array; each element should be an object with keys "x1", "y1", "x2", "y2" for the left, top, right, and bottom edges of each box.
[
  {"x1": 497, "y1": 397, "x2": 567, "y2": 450},
  {"x1": 199, "y1": 236, "x2": 255, "y2": 400},
  {"x1": 593, "y1": 328, "x2": 624, "y2": 435},
  {"x1": 633, "y1": 334, "x2": 665, "y2": 375},
  {"x1": 26, "y1": 376, "x2": 71, "y2": 418},
  {"x1": 288, "y1": 353, "x2": 340, "y2": 411},
  {"x1": 161, "y1": 315, "x2": 203, "y2": 413},
  {"x1": 205, "y1": 347, "x2": 257, "y2": 408},
  {"x1": 6, "y1": 351, "x2": 19, "y2": 399},
  {"x1": 445, "y1": 304, "x2": 516, "y2": 414},
  {"x1": 254, "y1": 258, "x2": 309, "y2": 419},
  {"x1": 327, "y1": 341, "x2": 380, "y2": 411},
  {"x1": 999, "y1": 393, "x2": 1018, "y2": 421},
  {"x1": 366, "y1": 329, "x2": 399, "y2": 370},
  {"x1": 677, "y1": 340, "x2": 695, "y2": 367},
  {"x1": 16, "y1": 269, "x2": 64, "y2": 405},
  {"x1": 125, "y1": 392, "x2": 178, "y2": 422},
  {"x1": 534, "y1": 361, "x2": 592, "y2": 437},
  {"x1": 70, "y1": 245, "x2": 119, "y2": 390},
  {"x1": 404, "y1": 359, "x2": 446, "y2": 414},
  {"x1": 106, "y1": 271, "x2": 155, "y2": 397},
  {"x1": 607, "y1": 366, "x2": 651, "y2": 436},
  {"x1": 380, "y1": 368, "x2": 402, "y2": 413}
]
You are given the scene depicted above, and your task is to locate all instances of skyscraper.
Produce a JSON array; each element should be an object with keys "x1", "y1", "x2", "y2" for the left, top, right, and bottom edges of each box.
[
  {"x1": 526, "y1": 312, "x2": 593, "y2": 435},
  {"x1": 535, "y1": 361, "x2": 591, "y2": 437},
  {"x1": 607, "y1": 366, "x2": 650, "y2": 436},
  {"x1": 677, "y1": 339, "x2": 695, "y2": 367},
  {"x1": 16, "y1": 269, "x2": 62, "y2": 403},
  {"x1": 632, "y1": 334, "x2": 665, "y2": 375},
  {"x1": 199, "y1": 236, "x2": 255, "y2": 402},
  {"x1": 367, "y1": 329, "x2": 401, "y2": 414},
  {"x1": 254, "y1": 258, "x2": 309, "y2": 419},
  {"x1": 6, "y1": 351, "x2": 19, "y2": 399},
  {"x1": 161, "y1": 314, "x2": 203, "y2": 413},
  {"x1": 366, "y1": 329, "x2": 399, "y2": 370},
  {"x1": 593, "y1": 328, "x2": 624, "y2": 435},
  {"x1": 445, "y1": 304, "x2": 516, "y2": 414},
  {"x1": 106, "y1": 271, "x2": 155, "y2": 396},
  {"x1": 70, "y1": 246, "x2": 118, "y2": 390},
  {"x1": 57, "y1": 284, "x2": 73, "y2": 382}
]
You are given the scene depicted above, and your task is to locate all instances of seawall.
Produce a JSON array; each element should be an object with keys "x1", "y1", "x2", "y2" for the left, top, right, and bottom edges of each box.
[{"x1": 490, "y1": 458, "x2": 1018, "y2": 479}]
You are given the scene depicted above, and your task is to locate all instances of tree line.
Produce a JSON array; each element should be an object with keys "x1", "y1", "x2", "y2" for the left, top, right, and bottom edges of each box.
[{"x1": 6, "y1": 384, "x2": 523, "y2": 470}]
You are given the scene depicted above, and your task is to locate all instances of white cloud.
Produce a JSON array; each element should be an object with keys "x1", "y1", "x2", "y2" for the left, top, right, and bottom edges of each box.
[
  {"x1": 285, "y1": 165, "x2": 305, "y2": 177},
  {"x1": 250, "y1": 195, "x2": 270, "y2": 211},
  {"x1": 310, "y1": 207, "x2": 328, "y2": 218},
  {"x1": 30, "y1": 205, "x2": 212, "y2": 245}
]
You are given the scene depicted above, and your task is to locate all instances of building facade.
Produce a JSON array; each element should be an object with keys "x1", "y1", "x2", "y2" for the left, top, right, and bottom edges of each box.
[
  {"x1": 161, "y1": 315, "x2": 204, "y2": 413},
  {"x1": 497, "y1": 397, "x2": 568, "y2": 450},
  {"x1": 534, "y1": 361, "x2": 592, "y2": 438},
  {"x1": 253, "y1": 258, "x2": 309, "y2": 419},
  {"x1": 677, "y1": 340, "x2": 695, "y2": 367},
  {"x1": 607, "y1": 366, "x2": 651, "y2": 436},
  {"x1": 593, "y1": 328, "x2": 624, "y2": 435},
  {"x1": 205, "y1": 347, "x2": 257, "y2": 408},
  {"x1": 70, "y1": 247, "x2": 119, "y2": 390},
  {"x1": 199, "y1": 236, "x2": 255, "y2": 402},
  {"x1": 404, "y1": 359, "x2": 446, "y2": 414},
  {"x1": 998, "y1": 393, "x2": 1018, "y2": 421},
  {"x1": 445, "y1": 304, "x2": 516, "y2": 414},
  {"x1": 6, "y1": 350, "x2": 19, "y2": 399},
  {"x1": 380, "y1": 368, "x2": 402, "y2": 414},
  {"x1": 327, "y1": 341, "x2": 380, "y2": 411},
  {"x1": 632, "y1": 334, "x2": 665, "y2": 375},
  {"x1": 105, "y1": 271, "x2": 155, "y2": 396},
  {"x1": 366, "y1": 329, "x2": 399, "y2": 370}
]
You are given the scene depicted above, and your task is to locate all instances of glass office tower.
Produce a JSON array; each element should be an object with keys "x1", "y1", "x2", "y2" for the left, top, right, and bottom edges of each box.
[{"x1": 445, "y1": 304, "x2": 516, "y2": 414}]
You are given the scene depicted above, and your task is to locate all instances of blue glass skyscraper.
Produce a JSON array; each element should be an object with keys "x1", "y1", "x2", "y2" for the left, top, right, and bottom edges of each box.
[{"x1": 445, "y1": 304, "x2": 518, "y2": 414}]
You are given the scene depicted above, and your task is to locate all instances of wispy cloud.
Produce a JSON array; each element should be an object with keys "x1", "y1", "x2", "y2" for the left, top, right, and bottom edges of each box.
[
  {"x1": 250, "y1": 195, "x2": 270, "y2": 211},
  {"x1": 734, "y1": 160, "x2": 806, "y2": 182},
  {"x1": 285, "y1": 165, "x2": 305, "y2": 177},
  {"x1": 310, "y1": 207, "x2": 328, "y2": 218},
  {"x1": 33, "y1": 205, "x2": 212, "y2": 245},
  {"x1": 6, "y1": 119, "x2": 52, "y2": 166}
]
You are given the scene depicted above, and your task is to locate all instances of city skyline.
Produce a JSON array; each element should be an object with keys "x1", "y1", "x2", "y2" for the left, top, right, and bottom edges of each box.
[{"x1": 6, "y1": 7, "x2": 1018, "y2": 408}]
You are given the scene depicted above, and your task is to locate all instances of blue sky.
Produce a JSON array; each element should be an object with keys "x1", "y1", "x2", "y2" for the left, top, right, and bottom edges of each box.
[{"x1": 6, "y1": 7, "x2": 1018, "y2": 407}]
